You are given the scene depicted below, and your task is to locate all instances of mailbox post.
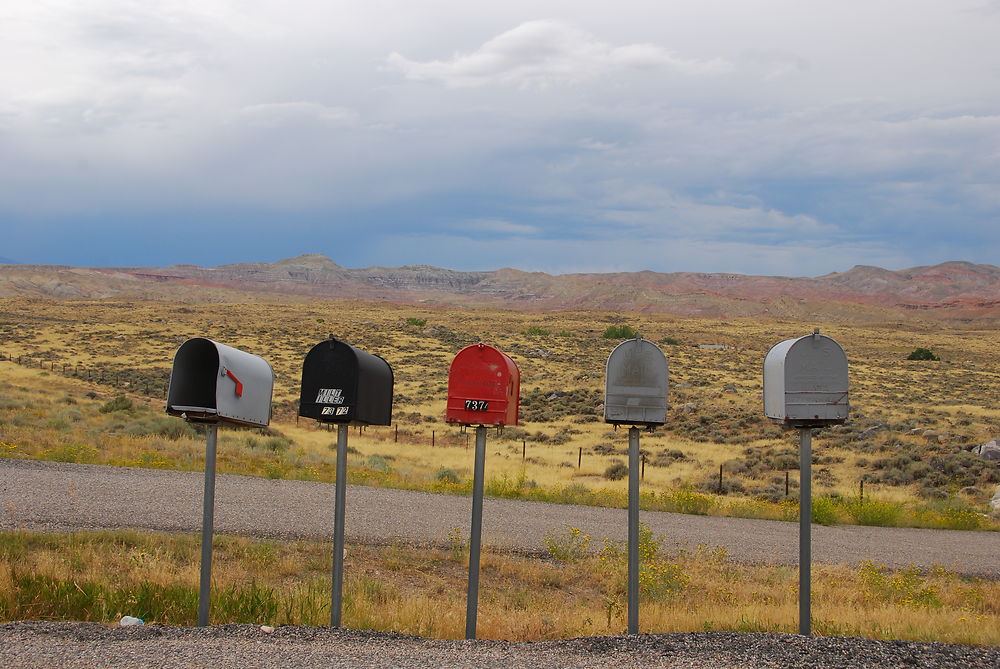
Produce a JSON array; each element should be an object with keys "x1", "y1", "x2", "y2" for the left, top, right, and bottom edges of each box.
[
  {"x1": 446, "y1": 343, "x2": 520, "y2": 639},
  {"x1": 763, "y1": 328, "x2": 848, "y2": 636},
  {"x1": 604, "y1": 336, "x2": 668, "y2": 634},
  {"x1": 166, "y1": 338, "x2": 274, "y2": 626},
  {"x1": 299, "y1": 335, "x2": 393, "y2": 627}
]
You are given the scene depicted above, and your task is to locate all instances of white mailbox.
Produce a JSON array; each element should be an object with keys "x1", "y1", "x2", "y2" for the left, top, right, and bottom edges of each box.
[
  {"x1": 167, "y1": 338, "x2": 274, "y2": 427},
  {"x1": 604, "y1": 337, "x2": 668, "y2": 426},
  {"x1": 763, "y1": 330, "x2": 848, "y2": 427}
]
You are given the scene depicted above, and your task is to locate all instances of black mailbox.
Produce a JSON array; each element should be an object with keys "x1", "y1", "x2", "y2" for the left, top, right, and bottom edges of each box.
[{"x1": 299, "y1": 335, "x2": 394, "y2": 425}]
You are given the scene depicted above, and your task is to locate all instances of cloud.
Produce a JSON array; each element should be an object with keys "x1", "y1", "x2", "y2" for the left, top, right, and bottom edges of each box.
[
  {"x1": 385, "y1": 19, "x2": 731, "y2": 89},
  {"x1": 237, "y1": 102, "x2": 358, "y2": 127},
  {"x1": 460, "y1": 219, "x2": 540, "y2": 236},
  {"x1": 375, "y1": 231, "x2": 908, "y2": 277}
]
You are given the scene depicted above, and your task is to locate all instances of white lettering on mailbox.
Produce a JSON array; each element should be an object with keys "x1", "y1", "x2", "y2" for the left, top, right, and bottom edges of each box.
[{"x1": 316, "y1": 388, "x2": 344, "y2": 405}]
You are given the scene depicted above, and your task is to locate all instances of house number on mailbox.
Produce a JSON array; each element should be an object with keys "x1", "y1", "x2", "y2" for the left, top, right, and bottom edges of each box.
[{"x1": 464, "y1": 400, "x2": 489, "y2": 411}]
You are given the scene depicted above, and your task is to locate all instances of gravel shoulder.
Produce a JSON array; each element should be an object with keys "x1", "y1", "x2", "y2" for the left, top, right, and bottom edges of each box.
[
  {"x1": 1, "y1": 458, "x2": 998, "y2": 577},
  {"x1": 1, "y1": 622, "x2": 997, "y2": 669}
]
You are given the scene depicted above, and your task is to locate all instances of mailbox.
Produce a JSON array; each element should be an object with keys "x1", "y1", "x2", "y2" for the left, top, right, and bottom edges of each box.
[
  {"x1": 299, "y1": 336, "x2": 393, "y2": 426},
  {"x1": 764, "y1": 330, "x2": 849, "y2": 427},
  {"x1": 604, "y1": 337, "x2": 668, "y2": 426},
  {"x1": 446, "y1": 343, "x2": 520, "y2": 427},
  {"x1": 167, "y1": 338, "x2": 274, "y2": 427}
]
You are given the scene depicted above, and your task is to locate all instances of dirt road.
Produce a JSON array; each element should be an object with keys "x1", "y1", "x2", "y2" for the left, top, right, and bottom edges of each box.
[{"x1": 1, "y1": 458, "x2": 996, "y2": 576}]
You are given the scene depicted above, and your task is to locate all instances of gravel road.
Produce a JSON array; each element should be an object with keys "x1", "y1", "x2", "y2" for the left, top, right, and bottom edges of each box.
[
  {"x1": 1, "y1": 458, "x2": 998, "y2": 577},
  {"x1": 2, "y1": 623, "x2": 998, "y2": 669}
]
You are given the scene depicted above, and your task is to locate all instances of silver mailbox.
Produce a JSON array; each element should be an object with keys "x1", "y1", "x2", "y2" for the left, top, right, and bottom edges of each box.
[
  {"x1": 167, "y1": 338, "x2": 274, "y2": 427},
  {"x1": 763, "y1": 330, "x2": 848, "y2": 427},
  {"x1": 604, "y1": 337, "x2": 668, "y2": 426}
]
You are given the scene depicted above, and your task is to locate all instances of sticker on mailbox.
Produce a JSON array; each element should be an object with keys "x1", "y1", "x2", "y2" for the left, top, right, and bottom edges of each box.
[
  {"x1": 316, "y1": 388, "x2": 344, "y2": 405},
  {"x1": 464, "y1": 400, "x2": 489, "y2": 411},
  {"x1": 321, "y1": 406, "x2": 350, "y2": 416}
]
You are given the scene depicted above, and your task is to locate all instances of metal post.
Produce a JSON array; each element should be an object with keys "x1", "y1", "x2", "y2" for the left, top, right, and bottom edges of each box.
[
  {"x1": 331, "y1": 423, "x2": 349, "y2": 627},
  {"x1": 466, "y1": 425, "x2": 488, "y2": 639},
  {"x1": 860, "y1": 478, "x2": 864, "y2": 500},
  {"x1": 197, "y1": 423, "x2": 219, "y2": 627},
  {"x1": 799, "y1": 428, "x2": 812, "y2": 636},
  {"x1": 522, "y1": 440, "x2": 526, "y2": 460},
  {"x1": 627, "y1": 426, "x2": 640, "y2": 634},
  {"x1": 785, "y1": 471, "x2": 790, "y2": 497},
  {"x1": 719, "y1": 464, "x2": 724, "y2": 493},
  {"x1": 394, "y1": 424, "x2": 398, "y2": 443},
  {"x1": 432, "y1": 430, "x2": 436, "y2": 447},
  {"x1": 578, "y1": 446, "x2": 583, "y2": 469}
]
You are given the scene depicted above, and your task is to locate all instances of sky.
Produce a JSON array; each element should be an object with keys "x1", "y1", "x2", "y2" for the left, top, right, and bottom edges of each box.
[{"x1": 1, "y1": 0, "x2": 999, "y2": 276}]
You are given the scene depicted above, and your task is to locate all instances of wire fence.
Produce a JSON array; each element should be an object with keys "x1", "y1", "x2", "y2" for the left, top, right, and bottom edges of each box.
[{"x1": 0, "y1": 350, "x2": 171, "y2": 398}]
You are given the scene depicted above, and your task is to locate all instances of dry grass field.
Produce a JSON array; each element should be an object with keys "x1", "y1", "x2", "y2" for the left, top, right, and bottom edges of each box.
[
  {"x1": 1, "y1": 296, "x2": 999, "y2": 530},
  {"x1": 2, "y1": 527, "x2": 998, "y2": 645}
]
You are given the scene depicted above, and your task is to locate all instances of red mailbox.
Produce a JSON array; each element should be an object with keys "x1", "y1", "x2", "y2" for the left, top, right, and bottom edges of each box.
[{"x1": 446, "y1": 343, "x2": 520, "y2": 427}]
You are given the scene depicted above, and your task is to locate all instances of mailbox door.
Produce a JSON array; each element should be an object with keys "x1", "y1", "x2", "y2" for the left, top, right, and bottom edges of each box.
[
  {"x1": 604, "y1": 338, "x2": 668, "y2": 426},
  {"x1": 446, "y1": 344, "x2": 515, "y2": 426},
  {"x1": 763, "y1": 339, "x2": 794, "y2": 421},
  {"x1": 300, "y1": 340, "x2": 360, "y2": 423},
  {"x1": 784, "y1": 336, "x2": 848, "y2": 423}
]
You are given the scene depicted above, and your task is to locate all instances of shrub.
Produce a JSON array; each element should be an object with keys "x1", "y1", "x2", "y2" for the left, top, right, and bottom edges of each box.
[
  {"x1": 522, "y1": 326, "x2": 551, "y2": 336},
  {"x1": 811, "y1": 496, "x2": 840, "y2": 525},
  {"x1": 265, "y1": 436, "x2": 291, "y2": 453},
  {"x1": 120, "y1": 416, "x2": 197, "y2": 440},
  {"x1": 660, "y1": 487, "x2": 713, "y2": 515},
  {"x1": 840, "y1": 497, "x2": 903, "y2": 526},
  {"x1": 661, "y1": 336, "x2": 681, "y2": 346},
  {"x1": 404, "y1": 317, "x2": 427, "y2": 327},
  {"x1": 906, "y1": 348, "x2": 939, "y2": 361},
  {"x1": 99, "y1": 394, "x2": 133, "y2": 414},
  {"x1": 435, "y1": 468, "x2": 460, "y2": 484},
  {"x1": 366, "y1": 455, "x2": 391, "y2": 472},
  {"x1": 603, "y1": 461, "x2": 628, "y2": 480},
  {"x1": 602, "y1": 324, "x2": 639, "y2": 339},
  {"x1": 858, "y1": 562, "x2": 942, "y2": 608},
  {"x1": 543, "y1": 526, "x2": 591, "y2": 562}
]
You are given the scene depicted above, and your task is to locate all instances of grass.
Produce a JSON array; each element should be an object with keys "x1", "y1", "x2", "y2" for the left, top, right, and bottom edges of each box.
[
  {"x1": 0, "y1": 528, "x2": 997, "y2": 645},
  {"x1": 0, "y1": 363, "x2": 996, "y2": 531},
  {"x1": 2, "y1": 297, "x2": 1000, "y2": 532}
]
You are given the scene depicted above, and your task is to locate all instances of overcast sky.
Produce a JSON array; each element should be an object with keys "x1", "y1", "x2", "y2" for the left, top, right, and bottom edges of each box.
[{"x1": 2, "y1": 1, "x2": 998, "y2": 276}]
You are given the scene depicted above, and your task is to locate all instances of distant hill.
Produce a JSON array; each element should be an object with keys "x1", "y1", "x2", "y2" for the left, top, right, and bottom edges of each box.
[{"x1": 1, "y1": 255, "x2": 999, "y2": 323}]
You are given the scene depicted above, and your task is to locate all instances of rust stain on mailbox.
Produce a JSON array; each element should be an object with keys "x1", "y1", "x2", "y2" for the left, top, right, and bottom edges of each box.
[
  {"x1": 446, "y1": 343, "x2": 520, "y2": 427},
  {"x1": 605, "y1": 337, "x2": 668, "y2": 426}
]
